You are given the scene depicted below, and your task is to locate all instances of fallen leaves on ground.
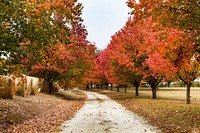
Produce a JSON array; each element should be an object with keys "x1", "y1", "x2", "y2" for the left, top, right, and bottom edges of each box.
[
  {"x1": 0, "y1": 90, "x2": 86, "y2": 133},
  {"x1": 98, "y1": 90, "x2": 200, "y2": 133}
]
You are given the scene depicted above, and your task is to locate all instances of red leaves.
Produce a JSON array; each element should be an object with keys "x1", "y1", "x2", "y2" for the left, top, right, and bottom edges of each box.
[
  {"x1": 27, "y1": 18, "x2": 97, "y2": 85},
  {"x1": 97, "y1": 9, "x2": 198, "y2": 92},
  {"x1": 146, "y1": 53, "x2": 178, "y2": 79},
  {"x1": 75, "y1": 50, "x2": 84, "y2": 56}
]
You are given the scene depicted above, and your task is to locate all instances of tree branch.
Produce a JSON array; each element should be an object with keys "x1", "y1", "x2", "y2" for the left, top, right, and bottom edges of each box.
[{"x1": 161, "y1": 4, "x2": 191, "y2": 14}]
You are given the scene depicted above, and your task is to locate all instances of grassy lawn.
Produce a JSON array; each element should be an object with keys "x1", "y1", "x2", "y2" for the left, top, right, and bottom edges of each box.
[{"x1": 97, "y1": 87, "x2": 200, "y2": 133}]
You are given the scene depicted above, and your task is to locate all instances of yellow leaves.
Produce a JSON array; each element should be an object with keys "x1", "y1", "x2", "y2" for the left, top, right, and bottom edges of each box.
[
  {"x1": 27, "y1": 0, "x2": 35, "y2": 3},
  {"x1": 26, "y1": 0, "x2": 36, "y2": 5},
  {"x1": 41, "y1": 59, "x2": 46, "y2": 66},
  {"x1": 47, "y1": 62, "x2": 51, "y2": 67},
  {"x1": 0, "y1": 61, "x2": 3, "y2": 67},
  {"x1": 40, "y1": 53, "x2": 46, "y2": 58},
  {"x1": 41, "y1": 59, "x2": 53, "y2": 67},
  {"x1": 32, "y1": 2, "x2": 52, "y2": 16},
  {"x1": 184, "y1": 0, "x2": 188, "y2": 4},
  {"x1": 42, "y1": 3, "x2": 51, "y2": 10},
  {"x1": 2, "y1": 21, "x2": 11, "y2": 28},
  {"x1": 35, "y1": 28, "x2": 39, "y2": 32},
  {"x1": 37, "y1": 2, "x2": 51, "y2": 10},
  {"x1": 73, "y1": 68, "x2": 81, "y2": 76}
]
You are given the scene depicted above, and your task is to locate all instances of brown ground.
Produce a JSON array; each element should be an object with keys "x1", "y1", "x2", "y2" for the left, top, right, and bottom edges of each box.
[
  {"x1": 97, "y1": 87, "x2": 200, "y2": 133},
  {"x1": 1, "y1": 87, "x2": 199, "y2": 133},
  {"x1": 61, "y1": 91, "x2": 159, "y2": 133},
  {"x1": 139, "y1": 87, "x2": 200, "y2": 103},
  {"x1": 0, "y1": 90, "x2": 86, "y2": 133}
]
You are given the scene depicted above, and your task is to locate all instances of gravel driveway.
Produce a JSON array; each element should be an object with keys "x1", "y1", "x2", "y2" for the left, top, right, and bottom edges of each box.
[{"x1": 61, "y1": 91, "x2": 160, "y2": 133}]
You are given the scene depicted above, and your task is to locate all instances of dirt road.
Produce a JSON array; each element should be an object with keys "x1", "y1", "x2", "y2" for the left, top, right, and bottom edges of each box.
[{"x1": 61, "y1": 91, "x2": 159, "y2": 133}]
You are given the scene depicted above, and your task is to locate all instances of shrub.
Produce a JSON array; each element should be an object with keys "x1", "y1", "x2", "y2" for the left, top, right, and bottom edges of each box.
[
  {"x1": 192, "y1": 82, "x2": 200, "y2": 87},
  {"x1": 158, "y1": 82, "x2": 165, "y2": 87},
  {"x1": 0, "y1": 78, "x2": 15, "y2": 99},
  {"x1": 16, "y1": 87, "x2": 24, "y2": 96},
  {"x1": 176, "y1": 81, "x2": 185, "y2": 87}
]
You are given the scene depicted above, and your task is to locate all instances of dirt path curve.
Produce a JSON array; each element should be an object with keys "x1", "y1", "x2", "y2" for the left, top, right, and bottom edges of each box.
[{"x1": 61, "y1": 91, "x2": 159, "y2": 133}]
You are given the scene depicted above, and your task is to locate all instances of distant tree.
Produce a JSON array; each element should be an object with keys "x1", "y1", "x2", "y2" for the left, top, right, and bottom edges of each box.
[{"x1": 96, "y1": 50, "x2": 110, "y2": 88}]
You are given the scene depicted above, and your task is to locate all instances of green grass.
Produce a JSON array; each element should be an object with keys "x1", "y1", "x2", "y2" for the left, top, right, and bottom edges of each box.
[{"x1": 16, "y1": 87, "x2": 24, "y2": 96}]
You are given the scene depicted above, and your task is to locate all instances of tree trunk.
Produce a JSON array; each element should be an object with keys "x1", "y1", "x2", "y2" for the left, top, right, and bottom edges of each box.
[
  {"x1": 64, "y1": 85, "x2": 68, "y2": 91},
  {"x1": 90, "y1": 83, "x2": 93, "y2": 89},
  {"x1": 41, "y1": 79, "x2": 53, "y2": 94},
  {"x1": 111, "y1": 83, "x2": 113, "y2": 91},
  {"x1": 151, "y1": 86, "x2": 157, "y2": 99},
  {"x1": 147, "y1": 76, "x2": 163, "y2": 99},
  {"x1": 125, "y1": 86, "x2": 127, "y2": 93},
  {"x1": 167, "y1": 81, "x2": 171, "y2": 87},
  {"x1": 86, "y1": 84, "x2": 89, "y2": 89},
  {"x1": 135, "y1": 85, "x2": 139, "y2": 96},
  {"x1": 64, "y1": 82, "x2": 68, "y2": 91},
  {"x1": 48, "y1": 82, "x2": 53, "y2": 94},
  {"x1": 106, "y1": 83, "x2": 108, "y2": 90},
  {"x1": 132, "y1": 77, "x2": 142, "y2": 96},
  {"x1": 117, "y1": 86, "x2": 120, "y2": 92},
  {"x1": 100, "y1": 84, "x2": 103, "y2": 89},
  {"x1": 186, "y1": 83, "x2": 191, "y2": 104}
]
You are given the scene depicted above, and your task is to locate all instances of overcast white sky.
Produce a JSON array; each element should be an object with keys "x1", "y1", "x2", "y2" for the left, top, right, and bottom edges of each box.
[{"x1": 79, "y1": 0, "x2": 131, "y2": 50}]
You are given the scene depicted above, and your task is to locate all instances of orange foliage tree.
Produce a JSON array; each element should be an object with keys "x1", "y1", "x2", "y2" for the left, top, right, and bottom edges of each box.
[
  {"x1": 127, "y1": 0, "x2": 199, "y2": 103},
  {"x1": 1, "y1": 0, "x2": 97, "y2": 93}
]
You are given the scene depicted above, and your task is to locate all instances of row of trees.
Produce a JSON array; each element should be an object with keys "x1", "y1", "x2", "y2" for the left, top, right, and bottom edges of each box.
[
  {"x1": 0, "y1": 0, "x2": 97, "y2": 93},
  {"x1": 95, "y1": 0, "x2": 199, "y2": 104},
  {"x1": 1, "y1": 0, "x2": 199, "y2": 104}
]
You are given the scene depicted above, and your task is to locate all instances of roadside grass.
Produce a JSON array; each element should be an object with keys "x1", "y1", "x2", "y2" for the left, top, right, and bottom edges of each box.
[
  {"x1": 138, "y1": 87, "x2": 200, "y2": 103},
  {"x1": 54, "y1": 89, "x2": 87, "y2": 100},
  {"x1": 0, "y1": 90, "x2": 86, "y2": 133},
  {"x1": 96, "y1": 87, "x2": 200, "y2": 133}
]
